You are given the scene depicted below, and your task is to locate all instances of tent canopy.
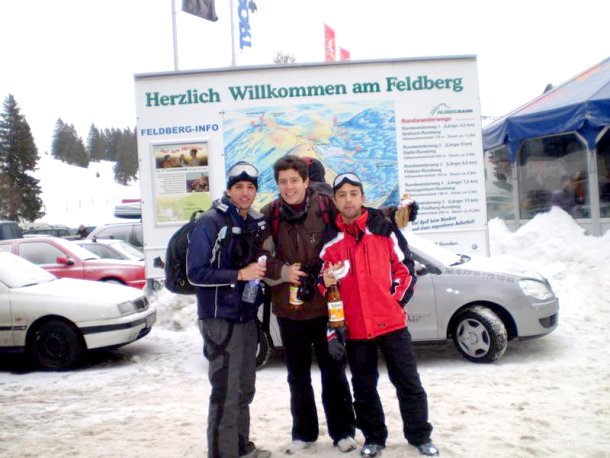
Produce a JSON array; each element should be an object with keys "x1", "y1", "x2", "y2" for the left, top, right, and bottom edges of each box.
[{"x1": 483, "y1": 57, "x2": 610, "y2": 161}]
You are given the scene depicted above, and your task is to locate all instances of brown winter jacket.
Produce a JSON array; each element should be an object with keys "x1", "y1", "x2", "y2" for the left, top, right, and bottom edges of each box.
[{"x1": 261, "y1": 189, "x2": 335, "y2": 320}]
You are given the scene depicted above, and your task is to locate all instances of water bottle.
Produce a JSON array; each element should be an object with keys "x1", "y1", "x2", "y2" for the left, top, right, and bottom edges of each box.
[{"x1": 242, "y1": 255, "x2": 267, "y2": 303}]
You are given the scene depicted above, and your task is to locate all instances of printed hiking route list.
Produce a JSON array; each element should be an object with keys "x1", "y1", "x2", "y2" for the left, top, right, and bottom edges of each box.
[{"x1": 400, "y1": 116, "x2": 482, "y2": 232}]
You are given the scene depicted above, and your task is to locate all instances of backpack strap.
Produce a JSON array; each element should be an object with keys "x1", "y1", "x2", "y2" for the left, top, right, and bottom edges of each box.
[
  {"x1": 317, "y1": 193, "x2": 333, "y2": 226},
  {"x1": 269, "y1": 199, "x2": 282, "y2": 243},
  {"x1": 208, "y1": 208, "x2": 234, "y2": 265}
]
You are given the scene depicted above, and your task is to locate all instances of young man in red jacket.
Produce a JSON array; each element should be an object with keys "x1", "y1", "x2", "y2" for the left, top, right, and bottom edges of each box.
[{"x1": 319, "y1": 172, "x2": 439, "y2": 457}]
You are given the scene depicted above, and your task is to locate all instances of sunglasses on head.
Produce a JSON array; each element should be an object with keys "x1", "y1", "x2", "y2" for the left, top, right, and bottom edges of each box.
[
  {"x1": 333, "y1": 172, "x2": 362, "y2": 189},
  {"x1": 229, "y1": 161, "x2": 259, "y2": 179}
]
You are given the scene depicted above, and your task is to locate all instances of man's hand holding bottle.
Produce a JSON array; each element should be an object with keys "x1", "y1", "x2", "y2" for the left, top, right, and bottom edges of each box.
[{"x1": 238, "y1": 261, "x2": 266, "y2": 281}]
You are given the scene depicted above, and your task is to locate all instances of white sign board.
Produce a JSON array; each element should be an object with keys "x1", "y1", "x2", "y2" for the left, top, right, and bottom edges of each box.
[{"x1": 135, "y1": 57, "x2": 487, "y2": 280}]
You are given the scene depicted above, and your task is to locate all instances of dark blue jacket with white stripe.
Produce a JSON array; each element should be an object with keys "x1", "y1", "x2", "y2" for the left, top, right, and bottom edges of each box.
[{"x1": 187, "y1": 196, "x2": 266, "y2": 322}]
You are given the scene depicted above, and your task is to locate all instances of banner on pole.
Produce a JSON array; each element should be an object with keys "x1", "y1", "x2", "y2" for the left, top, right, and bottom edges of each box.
[
  {"x1": 340, "y1": 48, "x2": 350, "y2": 61},
  {"x1": 324, "y1": 23, "x2": 336, "y2": 62},
  {"x1": 182, "y1": 0, "x2": 218, "y2": 22}
]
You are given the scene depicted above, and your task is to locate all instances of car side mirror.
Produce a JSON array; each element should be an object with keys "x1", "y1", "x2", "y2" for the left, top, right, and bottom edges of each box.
[
  {"x1": 414, "y1": 260, "x2": 427, "y2": 276},
  {"x1": 56, "y1": 256, "x2": 75, "y2": 266}
]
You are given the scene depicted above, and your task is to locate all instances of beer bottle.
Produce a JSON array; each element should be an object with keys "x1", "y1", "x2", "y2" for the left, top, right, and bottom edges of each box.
[
  {"x1": 289, "y1": 262, "x2": 303, "y2": 310},
  {"x1": 395, "y1": 192, "x2": 414, "y2": 228},
  {"x1": 325, "y1": 284, "x2": 345, "y2": 328}
]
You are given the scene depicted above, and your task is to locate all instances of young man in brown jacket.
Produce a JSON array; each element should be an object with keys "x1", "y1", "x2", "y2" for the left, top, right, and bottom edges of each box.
[{"x1": 261, "y1": 155, "x2": 357, "y2": 454}]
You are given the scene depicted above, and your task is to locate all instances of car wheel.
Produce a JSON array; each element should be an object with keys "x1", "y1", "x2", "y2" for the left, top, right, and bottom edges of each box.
[
  {"x1": 102, "y1": 279, "x2": 125, "y2": 285},
  {"x1": 29, "y1": 320, "x2": 86, "y2": 370},
  {"x1": 452, "y1": 306, "x2": 508, "y2": 363},
  {"x1": 256, "y1": 321, "x2": 273, "y2": 369}
]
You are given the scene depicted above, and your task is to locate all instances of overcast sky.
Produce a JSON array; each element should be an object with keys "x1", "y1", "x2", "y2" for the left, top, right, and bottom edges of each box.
[{"x1": 1, "y1": 0, "x2": 608, "y2": 155}]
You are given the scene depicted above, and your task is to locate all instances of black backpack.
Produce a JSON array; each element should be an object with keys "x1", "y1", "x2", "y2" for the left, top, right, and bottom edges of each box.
[{"x1": 164, "y1": 210, "x2": 204, "y2": 294}]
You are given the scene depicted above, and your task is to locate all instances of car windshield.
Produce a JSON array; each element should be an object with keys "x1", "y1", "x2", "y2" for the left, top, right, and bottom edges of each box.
[
  {"x1": 55, "y1": 238, "x2": 100, "y2": 260},
  {"x1": 114, "y1": 241, "x2": 144, "y2": 261},
  {"x1": 0, "y1": 252, "x2": 56, "y2": 288},
  {"x1": 403, "y1": 231, "x2": 463, "y2": 266}
]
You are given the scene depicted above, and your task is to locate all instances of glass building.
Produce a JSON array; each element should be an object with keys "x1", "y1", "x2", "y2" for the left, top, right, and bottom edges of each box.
[{"x1": 482, "y1": 58, "x2": 610, "y2": 236}]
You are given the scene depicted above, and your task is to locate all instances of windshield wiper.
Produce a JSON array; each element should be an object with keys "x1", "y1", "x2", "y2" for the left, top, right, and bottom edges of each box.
[{"x1": 450, "y1": 254, "x2": 471, "y2": 266}]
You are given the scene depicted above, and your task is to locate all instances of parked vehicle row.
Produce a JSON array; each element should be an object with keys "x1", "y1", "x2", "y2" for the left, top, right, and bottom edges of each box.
[
  {"x1": 23, "y1": 225, "x2": 74, "y2": 238},
  {"x1": 1, "y1": 221, "x2": 100, "y2": 241},
  {"x1": 0, "y1": 217, "x2": 151, "y2": 371},
  {"x1": 0, "y1": 236, "x2": 145, "y2": 290},
  {"x1": 0, "y1": 223, "x2": 559, "y2": 370},
  {"x1": 0, "y1": 252, "x2": 156, "y2": 370}
]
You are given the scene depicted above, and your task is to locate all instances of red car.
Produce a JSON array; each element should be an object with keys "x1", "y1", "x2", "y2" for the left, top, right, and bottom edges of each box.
[{"x1": 0, "y1": 236, "x2": 145, "y2": 290}]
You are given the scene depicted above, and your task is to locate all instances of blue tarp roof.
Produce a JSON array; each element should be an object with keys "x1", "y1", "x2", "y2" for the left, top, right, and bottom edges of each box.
[{"x1": 483, "y1": 57, "x2": 610, "y2": 161}]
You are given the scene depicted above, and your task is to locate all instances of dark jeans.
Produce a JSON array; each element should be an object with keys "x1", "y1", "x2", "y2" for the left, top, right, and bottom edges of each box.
[
  {"x1": 346, "y1": 327, "x2": 433, "y2": 447},
  {"x1": 278, "y1": 316, "x2": 355, "y2": 444}
]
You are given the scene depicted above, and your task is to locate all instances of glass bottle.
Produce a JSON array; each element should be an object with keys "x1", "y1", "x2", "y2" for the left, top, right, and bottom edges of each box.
[
  {"x1": 289, "y1": 262, "x2": 303, "y2": 310},
  {"x1": 242, "y1": 255, "x2": 266, "y2": 304},
  {"x1": 325, "y1": 283, "x2": 345, "y2": 328}
]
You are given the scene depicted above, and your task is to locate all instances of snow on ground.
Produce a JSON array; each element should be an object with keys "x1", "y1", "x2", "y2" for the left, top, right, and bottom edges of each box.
[
  {"x1": 31, "y1": 154, "x2": 140, "y2": 228},
  {"x1": 1, "y1": 159, "x2": 609, "y2": 457}
]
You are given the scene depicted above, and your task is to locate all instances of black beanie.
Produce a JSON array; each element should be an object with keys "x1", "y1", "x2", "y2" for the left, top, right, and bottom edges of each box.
[{"x1": 303, "y1": 157, "x2": 326, "y2": 182}]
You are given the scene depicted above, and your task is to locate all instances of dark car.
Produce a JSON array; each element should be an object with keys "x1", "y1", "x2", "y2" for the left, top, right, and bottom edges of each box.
[
  {"x1": 23, "y1": 226, "x2": 73, "y2": 238},
  {"x1": 0, "y1": 220, "x2": 23, "y2": 240},
  {"x1": 0, "y1": 236, "x2": 145, "y2": 289},
  {"x1": 87, "y1": 222, "x2": 143, "y2": 249}
]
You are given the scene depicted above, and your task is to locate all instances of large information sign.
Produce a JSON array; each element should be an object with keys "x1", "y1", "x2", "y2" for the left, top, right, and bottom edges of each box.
[{"x1": 135, "y1": 56, "x2": 487, "y2": 281}]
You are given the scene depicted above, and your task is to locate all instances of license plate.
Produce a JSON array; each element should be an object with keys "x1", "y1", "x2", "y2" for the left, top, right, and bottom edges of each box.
[{"x1": 145, "y1": 312, "x2": 157, "y2": 328}]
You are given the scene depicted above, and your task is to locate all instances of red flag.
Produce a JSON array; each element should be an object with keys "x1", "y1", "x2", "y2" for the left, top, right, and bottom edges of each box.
[
  {"x1": 340, "y1": 48, "x2": 350, "y2": 61},
  {"x1": 324, "y1": 23, "x2": 336, "y2": 62},
  {"x1": 182, "y1": 0, "x2": 218, "y2": 22}
]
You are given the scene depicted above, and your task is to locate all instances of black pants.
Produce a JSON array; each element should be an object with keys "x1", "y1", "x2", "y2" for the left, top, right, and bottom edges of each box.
[
  {"x1": 278, "y1": 316, "x2": 355, "y2": 444},
  {"x1": 346, "y1": 327, "x2": 433, "y2": 447}
]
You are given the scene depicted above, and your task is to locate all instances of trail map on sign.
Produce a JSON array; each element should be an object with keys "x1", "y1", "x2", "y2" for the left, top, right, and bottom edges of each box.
[{"x1": 223, "y1": 100, "x2": 400, "y2": 209}]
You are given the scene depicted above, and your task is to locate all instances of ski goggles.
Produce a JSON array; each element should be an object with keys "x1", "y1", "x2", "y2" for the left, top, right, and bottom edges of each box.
[
  {"x1": 228, "y1": 161, "x2": 259, "y2": 179},
  {"x1": 227, "y1": 161, "x2": 259, "y2": 189},
  {"x1": 332, "y1": 172, "x2": 363, "y2": 191}
]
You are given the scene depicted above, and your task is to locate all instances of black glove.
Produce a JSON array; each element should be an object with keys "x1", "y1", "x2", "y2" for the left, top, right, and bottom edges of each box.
[
  {"x1": 408, "y1": 201, "x2": 419, "y2": 222},
  {"x1": 386, "y1": 200, "x2": 419, "y2": 226},
  {"x1": 326, "y1": 326, "x2": 347, "y2": 361}
]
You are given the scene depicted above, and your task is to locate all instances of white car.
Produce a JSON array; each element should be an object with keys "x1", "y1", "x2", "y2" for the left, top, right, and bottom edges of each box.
[
  {"x1": 0, "y1": 252, "x2": 156, "y2": 369},
  {"x1": 256, "y1": 233, "x2": 559, "y2": 367}
]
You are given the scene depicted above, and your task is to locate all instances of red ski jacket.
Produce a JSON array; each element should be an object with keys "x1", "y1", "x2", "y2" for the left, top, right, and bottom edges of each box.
[{"x1": 318, "y1": 208, "x2": 414, "y2": 340}]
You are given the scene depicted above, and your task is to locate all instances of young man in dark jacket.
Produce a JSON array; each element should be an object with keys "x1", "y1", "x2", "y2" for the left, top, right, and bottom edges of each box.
[
  {"x1": 319, "y1": 172, "x2": 439, "y2": 457},
  {"x1": 187, "y1": 161, "x2": 270, "y2": 458},
  {"x1": 261, "y1": 155, "x2": 357, "y2": 454}
]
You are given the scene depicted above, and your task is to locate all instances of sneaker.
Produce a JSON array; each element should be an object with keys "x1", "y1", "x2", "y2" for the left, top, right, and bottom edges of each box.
[
  {"x1": 240, "y1": 441, "x2": 271, "y2": 458},
  {"x1": 361, "y1": 443, "x2": 384, "y2": 457},
  {"x1": 283, "y1": 440, "x2": 314, "y2": 455},
  {"x1": 415, "y1": 441, "x2": 440, "y2": 456},
  {"x1": 336, "y1": 437, "x2": 357, "y2": 453}
]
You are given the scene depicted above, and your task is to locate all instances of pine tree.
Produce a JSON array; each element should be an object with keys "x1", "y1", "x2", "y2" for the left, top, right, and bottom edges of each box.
[
  {"x1": 274, "y1": 51, "x2": 296, "y2": 64},
  {"x1": 113, "y1": 128, "x2": 138, "y2": 184},
  {"x1": 105, "y1": 128, "x2": 122, "y2": 162},
  {"x1": 0, "y1": 94, "x2": 43, "y2": 221},
  {"x1": 51, "y1": 118, "x2": 89, "y2": 167},
  {"x1": 87, "y1": 124, "x2": 106, "y2": 162}
]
